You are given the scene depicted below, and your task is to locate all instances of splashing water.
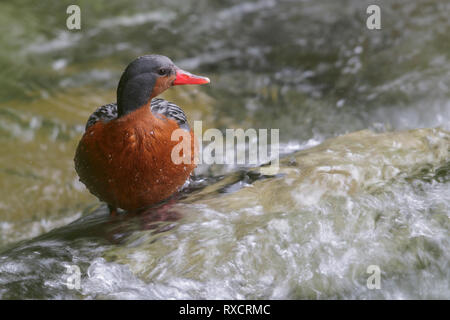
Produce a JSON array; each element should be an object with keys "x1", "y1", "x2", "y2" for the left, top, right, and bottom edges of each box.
[
  {"x1": 0, "y1": 0, "x2": 449, "y2": 299},
  {"x1": 0, "y1": 128, "x2": 448, "y2": 299}
]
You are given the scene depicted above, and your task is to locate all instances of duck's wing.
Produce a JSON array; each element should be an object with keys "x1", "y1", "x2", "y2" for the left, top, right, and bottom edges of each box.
[
  {"x1": 151, "y1": 98, "x2": 190, "y2": 131},
  {"x1": 85, "y1": 103, "x2": 118, "y2": 130},
  {"x1": 85, "y1": 99, "x2": 189, "y2": 130}
]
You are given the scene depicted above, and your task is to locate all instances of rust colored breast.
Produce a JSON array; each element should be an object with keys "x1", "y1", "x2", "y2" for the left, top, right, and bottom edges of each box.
[{"x1": 74, "y1": 105, "x2": 197, "y2": 211}]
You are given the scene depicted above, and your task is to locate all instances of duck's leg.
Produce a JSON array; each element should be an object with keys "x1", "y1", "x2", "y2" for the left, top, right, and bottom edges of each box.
[{"x1": 108, "y1": 204, "x2": 118, "y2": 216}]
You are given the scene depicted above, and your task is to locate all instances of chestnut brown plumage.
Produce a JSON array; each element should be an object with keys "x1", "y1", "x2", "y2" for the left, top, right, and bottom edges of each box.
[{"x1": 74, "y1": 55, "x2": 209, "y2": 214}]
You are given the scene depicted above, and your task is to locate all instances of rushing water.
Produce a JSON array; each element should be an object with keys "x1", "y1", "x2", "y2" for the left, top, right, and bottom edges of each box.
[{"x1": 0, "y1": 0, "x2": 449, "y2": 299}]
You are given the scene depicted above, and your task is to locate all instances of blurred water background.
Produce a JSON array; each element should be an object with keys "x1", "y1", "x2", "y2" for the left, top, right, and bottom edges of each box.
[{"x1": 0, "y1": 0, "x2": 448, "y2": 299}]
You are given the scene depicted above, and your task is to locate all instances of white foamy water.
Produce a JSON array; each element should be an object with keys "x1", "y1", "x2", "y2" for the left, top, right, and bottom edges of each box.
[{"x1": 1, "y1": 128, "x2": 446, "y2": 299}]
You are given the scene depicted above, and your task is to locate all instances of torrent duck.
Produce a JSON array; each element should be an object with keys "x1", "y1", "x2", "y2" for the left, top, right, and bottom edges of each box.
[{"x1": 74, "y1": 55, "x2": 210, "y2": 215}]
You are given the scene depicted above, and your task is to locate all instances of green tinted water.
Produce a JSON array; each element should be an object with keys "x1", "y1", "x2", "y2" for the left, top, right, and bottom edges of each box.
[{"x1": 0, "y1": 0, "x2": 449, "y2": 299}]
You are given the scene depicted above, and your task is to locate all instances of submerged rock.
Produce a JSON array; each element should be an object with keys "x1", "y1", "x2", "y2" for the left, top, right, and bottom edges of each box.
[{"x1": 0, "y1": 127, "x2": 448, "y2": 299}]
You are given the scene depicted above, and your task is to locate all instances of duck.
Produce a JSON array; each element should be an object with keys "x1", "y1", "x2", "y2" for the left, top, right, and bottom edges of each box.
[{"x1": 74, "y1": 55, "x2": 210, "y2": 215}]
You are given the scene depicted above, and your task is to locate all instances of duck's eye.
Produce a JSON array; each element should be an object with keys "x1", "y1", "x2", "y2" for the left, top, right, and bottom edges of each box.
[{"x1": 158, "y1": 68, "x2": 167, "y2": 76}]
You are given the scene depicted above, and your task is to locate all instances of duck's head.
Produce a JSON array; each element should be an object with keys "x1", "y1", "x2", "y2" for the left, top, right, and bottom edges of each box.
[{"x1": 117, "y1": 54, "x2": 210, "y2": 116}]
